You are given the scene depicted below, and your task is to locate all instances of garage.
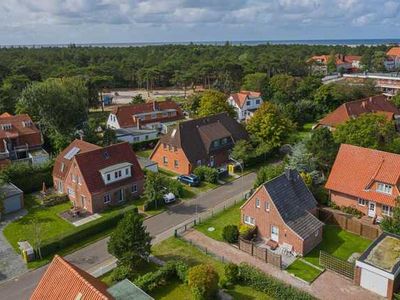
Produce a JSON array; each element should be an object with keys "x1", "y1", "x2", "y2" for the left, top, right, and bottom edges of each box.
[
  {"x1": 1, "y1": 183, "x2": 23, "y2": 214},
  {"x1": 360, "y1": 268, "x2": 388, "y2": 297}
]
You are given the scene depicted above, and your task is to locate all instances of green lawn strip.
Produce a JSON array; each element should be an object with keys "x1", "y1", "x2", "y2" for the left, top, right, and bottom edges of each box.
[
  {"x1": 181, "y1": 181, "x2": 219, "y2": 199},
  {"x1": 285, "y1": 259, "x2": 323, "y2": 283},
  {"x1": 303, "y1": 225, "x2": 372, "y2": 267},
  {"x1": 195, "y1": 200, "x2": 245, "y2": 241},
  {"x1": 149, "y1": 278, "x2": 193, "y2": 300},
  {"x1": 135, "y1": 149, "x2": 153, "y2": 158},
  {"x1": 226, "y1": 284, "x2": 274, "y2": 300},
  {"x1": 135, "y1": 196, "x2": 166, "y2": 216},
  {"x1": 158, "y1": 168, "x2": 179, "y2": 178}
]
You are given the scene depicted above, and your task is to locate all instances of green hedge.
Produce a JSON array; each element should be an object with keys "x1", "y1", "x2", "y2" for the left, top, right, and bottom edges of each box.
[
  {"x1": 132, "y1": 139, "x2": 160, "y2": 151},
  {"x1": 193, "y1": 166, "x2": 218, "y2": 184},
  {"x1": 238, "y1": 263, "x2": 315, "y2": 300},
  {"x1": 41, "y1": 194, "x2": 68, "y2": 207}
]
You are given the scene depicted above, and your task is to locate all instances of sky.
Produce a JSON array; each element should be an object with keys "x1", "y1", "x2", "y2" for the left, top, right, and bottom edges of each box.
[{"x1": 0, "y1": 0, "x2": 399, "y2": 45}]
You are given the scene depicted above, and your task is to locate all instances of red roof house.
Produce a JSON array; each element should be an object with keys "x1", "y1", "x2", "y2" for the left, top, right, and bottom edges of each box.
[
  {"x1": 326, "y1": 144, "x2": 400, "y2": 220},
  {"x1": 386, "y1": 47, "x2": 400, "y2": 70},
  {"x1": 309, "y1": 54, "x2": 361, "y2": 74},
  {"x1": 53, "y1": 140, "x2": 144, "y2": 214},
  {"x1": 314, "y1": 95, "x2": 400, "y2": 130},
  {"x1": 227, "y1": 91, "x2": 263, "y2": 121}
]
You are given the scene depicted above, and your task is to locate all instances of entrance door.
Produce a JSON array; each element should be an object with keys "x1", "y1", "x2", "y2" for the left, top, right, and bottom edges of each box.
[
  {"x1": 118, "y1": 189, "x2": 124, "y2": 203},
  {"x1": 271, "y1": 225, "x2": 279, "y2": 242},
  {"x1": 368, "y1": 202, "x2": 376, "y2": 217}
]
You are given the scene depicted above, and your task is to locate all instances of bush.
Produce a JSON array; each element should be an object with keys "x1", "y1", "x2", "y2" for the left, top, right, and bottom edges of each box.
[
  {"x1": 187, "y1": 264, "x2": 219, "y2": 300},
  {"x1": 41, "y1": 193, "x2": 68, "y2": 207},
  {"x1": 175, "y1": 260, "x2": 189, "y2": 283},
  {"x1": 254, "y1": 164, "x2": 284, "y2": 188},
  {"x1": 193, "y1": 166, "x2": 218, "y2": 184},
  {"x1": 222, "y1": 225, "x2": 239, "y2": 243},
  {"x1": 111, "y1": 264, "x2": 132, "y2": 282},
  {"x1": 238, "y1": 263, "x2": 315, "y2": 300},
  {"x1": 224, "y1": 263, "x2": 239, "y2": 285},
  {"x1": 239, "y1": 224, "x2": 256, "y2": 240}
]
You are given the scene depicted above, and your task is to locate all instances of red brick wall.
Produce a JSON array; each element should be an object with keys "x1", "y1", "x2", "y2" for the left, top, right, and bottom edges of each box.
[
  {"x1": 241, "y1": 187, "x2": 321, "y2": 255},
  {"x1": 150, "y1": 142, "x2": 191, "y2": 174}
]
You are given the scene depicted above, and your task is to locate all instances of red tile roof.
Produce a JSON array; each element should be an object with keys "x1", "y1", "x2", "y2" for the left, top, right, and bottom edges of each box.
[
  {"x1": 53, "y1": 139, "x2": 101, "y2": 181},
  {"x1": 309, "y1": 55, "x2": 360, "y2": 66},
  {"x1": 325, "y1": 144, "x2": 400, "y2": 206},
  {"x1": 73, "y1": 142, "x2": 144, "y2": 194},
  {"x1": 387, "y1": 47, "x2": 400, "y2": 57},
  {"x1": 30, "y1": 255, "x2": 113, "y2": 300},
  {"x1": 230, "y1": 91, "x2": 261, "y2": 108},
  {"x1": 111, "y1": 100, "x2": 183, "y2": 128},
  {"x1": 317, "y1": 95, "x2": 399, "y2": 128},
  {"x1": 0, "y1": 113, "x2": 42, "y2": 145},
  {"x1": 343, "y1": 55, "x2": 362, "y2": 63}
]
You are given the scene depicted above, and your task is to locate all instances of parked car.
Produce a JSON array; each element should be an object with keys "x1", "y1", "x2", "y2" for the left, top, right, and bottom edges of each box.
[
  {"x1": 163, "y1": 192, "x2": 176, "y2": 204},
  {"x1": 217, "y1": 167, "x2": 228, "y2": 178},
  {"x1": 177, "y1": 174, "x2": 200, "y2": 187}
]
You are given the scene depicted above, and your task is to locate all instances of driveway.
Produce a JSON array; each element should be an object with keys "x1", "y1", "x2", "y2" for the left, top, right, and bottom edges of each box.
[
  {"x1": 0, "y1": 173, "x2": 256, "y2": 300},
  {"x1": 0, "y1": 210, "x2": 28, "y2": 284}
]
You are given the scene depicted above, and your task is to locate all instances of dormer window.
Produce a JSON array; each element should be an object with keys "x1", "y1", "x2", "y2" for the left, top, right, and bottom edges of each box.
[
  {"x1": 101, "y1": 162, "x2": 132, "y2": 185},
  {"x1": 1, "y1": 124, "x2": 12, "y2": 130},
  {"x1": 22, "y1": 120, "x2": 32, "y2": 127},
  {"x1": 376, "y1": 183, "x2": 392, "y2": 195}
]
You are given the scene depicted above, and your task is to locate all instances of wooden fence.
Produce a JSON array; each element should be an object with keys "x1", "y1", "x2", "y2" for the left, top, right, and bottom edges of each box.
[
  {"x1": 319, "y1": 251, "x2": 355, "y2": 280},
  {"x1": 318, "y1": 208, "x2": 381, "y2": 240},
  {"x1": 239, "y1": 238, "x2": 282, "y2": 269}
]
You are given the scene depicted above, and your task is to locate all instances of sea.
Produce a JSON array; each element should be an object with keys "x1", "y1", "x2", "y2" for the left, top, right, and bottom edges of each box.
[{"x1": 1, "y1": 39, "x2": 400, "y2": 48}]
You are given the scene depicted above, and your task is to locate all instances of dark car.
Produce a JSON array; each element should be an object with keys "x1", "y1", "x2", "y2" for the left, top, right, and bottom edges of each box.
[{"x1": 177, "y1": 174, "x2": 200, "y2": 187}]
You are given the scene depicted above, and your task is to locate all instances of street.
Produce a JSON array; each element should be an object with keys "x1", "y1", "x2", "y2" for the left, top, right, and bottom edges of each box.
[{"x1": 0, "y1": 173, "x2": 256, "y2": 300}]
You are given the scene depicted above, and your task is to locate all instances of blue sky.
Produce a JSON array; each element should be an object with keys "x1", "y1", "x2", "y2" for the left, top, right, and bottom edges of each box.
[{"x1": 0, "y1": 0, "x2": 399, "y2": 45}]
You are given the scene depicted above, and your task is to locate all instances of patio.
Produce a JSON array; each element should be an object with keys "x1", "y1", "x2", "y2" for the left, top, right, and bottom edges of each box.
[
  {"x1": 59, "y1": 208, "x2": 102, "y2": 227},
  {"x1": 254, "y1": 239, "x2": 297, "y2": 268}
]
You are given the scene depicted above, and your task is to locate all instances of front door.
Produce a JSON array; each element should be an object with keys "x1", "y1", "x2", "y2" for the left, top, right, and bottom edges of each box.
[
  {"x1": 271, "y1": 225, "x2": 279, "y2": 242},
  {"x1": 368, "y1": 202, "x2": 376, "y2": 217},
  {"x1": 118, "y1": 189, "x2": 124, "y2": 203}
]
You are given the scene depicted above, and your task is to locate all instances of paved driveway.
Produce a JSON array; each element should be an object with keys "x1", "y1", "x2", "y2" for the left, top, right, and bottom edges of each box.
[{"x1": 0, "y1": 210, "x2": 28, "y2": 284}]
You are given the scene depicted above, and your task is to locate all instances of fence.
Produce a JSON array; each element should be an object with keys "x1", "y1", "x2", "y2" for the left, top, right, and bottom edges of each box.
[
  {"x1": 318, "y1": 208, "x2": 381, "y2": 240},
  {"x1": 319, "y1": 251, "x2": 355, "y2": 280},
  {"x1": 239, "y1": 238, "x2": 282, "y2": 269}
]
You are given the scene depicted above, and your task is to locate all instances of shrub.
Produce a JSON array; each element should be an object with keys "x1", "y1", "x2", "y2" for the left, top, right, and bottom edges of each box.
[
  {"x1": 254, "y1": 164, "x2": 284, "y2": 188},
  {"x1": 187, "y1": 264, "x2": 219, "y2": 300},
  {"x1": 222, "y1": 225, "x2": 239, "y2": 243},
  {"x1": 175, "y1": 260, "x2": 189, "y2": 283},
  {"x1": 239, "y1": 224, "x2": 256, "y2": 240},
  {"x1": 41, "y1": 193, "x2": 68, "y2": 207},
  {"x1": 224, "y1": 263, "x2": 239, "y2": 285},
  {"x1": 193, "y1": 166, "x2": 218, "y2": 184},
  {"x1": 111, "y1": 264, "x2": 132, "y2": 282},
  {"x1": 238, "y1": 263, "x2": 315, "y2": 300}
]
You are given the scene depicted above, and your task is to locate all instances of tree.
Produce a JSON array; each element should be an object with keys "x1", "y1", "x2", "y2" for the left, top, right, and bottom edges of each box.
[
  {"x1": 333, "y1": 114, "x2": 396, "y2": 150},
  {"x1": 230, "y1": 140, "x2": 254, "y2": 166},
  {"x1": 0, "y1": 75, "x2": 31, "y2": 114},
  {"x1": 246, "y1": 102, "x2": 293, "y2": 154},
  {"x1": 306, "y1": 127, "x2": 339, "y2": 171},
  {"x1": 131, "y1": 94, "x2": 145, "y2": 104},
  {"x1": 183, "y1": 93, "x2": 201, "y2": 116},
  {"x1": 241, "y1": 72, "x2": 269, "y2": 96},
  {"x1": 391, "y1": 94, "x2": 400, "y2": 109},
  {"x1": 380, "y1": 197, "x2": 400, "y2": 235},
  {"x1": 286, "y1": 142, "x2": 320, "y2": 181},
  {"x1": 187, "y1": 264, "x2": 219, "y2": 300},
  {"x1": 327, "y1": 52, "x2": 337, "y2": 74},
  {"x1": 102, "y1": 128, "x2": 117, "y2": 146},
  {"x1": 254, "y1": 163, "x2": 284, "y2": 188},
  {"x1": 269, "y1": 74, "x2": 298, "y2": 103},
  {"x1": 108, "y1": 210, "x2": 152, "y2": 269},
  {"x1": 197, "y1": 90, "x2": 236, "y2": 118}
]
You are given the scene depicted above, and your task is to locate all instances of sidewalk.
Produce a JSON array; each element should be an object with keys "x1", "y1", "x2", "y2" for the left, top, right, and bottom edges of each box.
[{"x1": 182, "y1": 229, "x2": 382, "y2": 300}]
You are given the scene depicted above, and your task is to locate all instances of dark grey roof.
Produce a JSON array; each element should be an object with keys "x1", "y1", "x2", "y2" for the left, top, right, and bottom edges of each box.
[
  {"x1": 264, "y1": 169, "x2": 323, "y2": 239},
  {"x1": 160, "y1": 113, "x2": 248, "y2": 163}
]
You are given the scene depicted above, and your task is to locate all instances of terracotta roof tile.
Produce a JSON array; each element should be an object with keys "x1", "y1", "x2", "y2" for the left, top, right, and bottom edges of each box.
[
  {"x1": 30, "y1": 255, "x2": 113, "y2": 300},
  {"x1": 325, "y1": 144, "x2": 400, "y2": 206},
  {"x1": 230, "y1": 91, "x2": 261, "y2": 108},
  {"x1": 0, "y1": 113, "x2": 41, "y2": 140},
  {"x1": 387, "y1": 47, "x2": 400, "y2": 57}
]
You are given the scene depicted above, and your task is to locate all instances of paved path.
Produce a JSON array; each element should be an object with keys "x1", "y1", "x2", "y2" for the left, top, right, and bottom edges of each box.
[
  {"x1": 0, "y1": 173, "x2": 256, "y2": 300},
  {"x1": 182, "y1": 229, "x2": 383, "y2": 300}
]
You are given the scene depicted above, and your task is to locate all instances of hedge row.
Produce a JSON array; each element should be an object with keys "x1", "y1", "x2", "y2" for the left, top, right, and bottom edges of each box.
[
  {"x1": 238, "y1": 263, "x2": 315, "y2": 300},
  {"x1": 41, "y1": 194, "x2": 68, "y2": 207}
]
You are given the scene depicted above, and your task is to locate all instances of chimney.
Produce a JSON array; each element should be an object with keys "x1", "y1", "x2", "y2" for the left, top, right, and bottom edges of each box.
[{"x1": 285, "y1": 168, "x2": 293, "y2": 181}]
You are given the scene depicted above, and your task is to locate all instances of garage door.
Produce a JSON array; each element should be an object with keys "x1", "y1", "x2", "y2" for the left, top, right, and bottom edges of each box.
[
  {"x1": 3, "y1": 195, "x2": 21, "y2": 214},
  {"x1": 360, "y1": 268, "x2": 388, "y2": 297}
]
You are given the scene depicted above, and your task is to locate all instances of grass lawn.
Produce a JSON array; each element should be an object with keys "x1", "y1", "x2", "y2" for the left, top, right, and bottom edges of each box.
[
  {"x1": 304, "y1": 225, "x2": 372, "y2": 267},
  {"x1": 288, "y1": 122, "x2": 314, "y2": 143},
  {"x1": 195, "y1": 200, "x2": 245, "y2": 241},
  {"x1": 227, "y1": 284, "x2": 273, "y2": 300},
  {"x1": 149, "y1": 278, "x2": 193, "y2": 300},
  {"x1": 136, "y1": 149, "x2": 153, "y2": 158},
  {"x1": 286, "y1": 259, "x2": 323, "y2": 283},
  {"x1": 181, "y1": 181, "x2": 219, "y2": 199}
]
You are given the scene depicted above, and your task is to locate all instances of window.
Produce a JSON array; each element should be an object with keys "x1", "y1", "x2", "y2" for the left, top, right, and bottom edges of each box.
[
  {"x1": 61, "y1": 162, "x2": 65, "y2": 172},
  {"x1": 1, "y1": 124, "x2": 12, "y2": 130},
  {"x1": 197, "y1": 160, "x2": 202, "y2": 166},
  {"x1": 145, "y1": 135, "x2": 149, "y2": 140},
  {"x1": 377, "y1": 183, "x2": 392, "y2": 195},
  {"x1": 107, "y1": 174, "x2": 111, "y2": 181},
  {"x1": 131, "y1": 184, "x2": 137, "y2": 193},
  {"x1": 77, "y1": 176, "x2": 81, "y2": 185},
  {"x1": 118, "y1": 170, "x2": 122, "y2": 177},
  {"x1": 256, "y1": 99, "x2": 261, "y2": 105},
  {"x1": 246, "y1": 100, "x2": 251, "y2": 106},
  {"x1": 358, "y1": 198, "x2": 367, "y2": 206},
  {"x1": 151, "y1": 113, "x2": 157, "y2": 119},
  {"x1": 114, "y1": 171, "x2": 119, "y2": 178},
  {"x1": 244, "y1": 215, "x2": 255, "y2": 226},
  {"x1": 72, "y1": 174, "x2": 77, "y2": 183},
  {"x1": 104, "y1": 194, "x2": 111, "y2": 204},
  {"x1": 163, "y1": 156, "x2": 168, "y2": 165},
  {"x1": 255, "y1": 198, "x2": 260, "y2": 208},
  {"x1": 133, "y1": 137, "x2": 140, "y2": 142},
  {"x1": 67, "y1": 188, "x2": 75, "y2": 197},
  {"x1": 383, "y1": 205, "x2": 393, "y2": 217},
  {"x1": 163, "y1": 112, "x2": 168, "y2": 117},
  {"x1": 125, "y1": 168, "x2": 129, "y2": 175},
  {"x1": 265, "y1": 201, "x2": 270, "y2": 211},
  {"x1": 213, "y1": 140, "x2": 220, "y2": 147},
  {"x1": 174, "y1": 160, "x2": 179, "y2": 168}
]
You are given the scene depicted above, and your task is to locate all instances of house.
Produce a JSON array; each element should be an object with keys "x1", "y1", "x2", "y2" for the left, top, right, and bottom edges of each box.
[
  {"x1": 325, "y1": 144, "x2": 400, "y2": 220},
  {"x1": 227, "y1": 91, "x2": 263, "y2": 121},
  {"x1": 0, "y1": 183, "x2": 23, "y2": 214},
  {"x1": 309, "y1": 54, "x2": 362, "y2": 75},
  {"x1": 240, "y1": 169, "x2": 323, "y2": 256},
  {"x1": 0, "y1": 113, "x2": 49, "y2": 167},
  {"x1": 114, "y1": 127, "x2": 159, "y2": 144},
  {"x1": 31, "y1": 255, "x2": 153, "y2": 300},
  {"x1": 343, "y1": 73, "x2": 400, "y2": 97},
  {"x1": 385, "y1": 47, "x2": 400, "y2": 71},
  {"x1": 150, "y1": 113, "x2": 248, "y2": 175},
  {"x1": 355, "y1": 232, "x2": 400, "y2": 299},
  {"x1": 107, "y1": 100, "x2": 184, "y2": 131},
  {"x1": 314, "y1": 95, "x2": 400, "y2": 130},
  {"x1": 53, "y1": 139, "x2": 144, "y2": 214}
]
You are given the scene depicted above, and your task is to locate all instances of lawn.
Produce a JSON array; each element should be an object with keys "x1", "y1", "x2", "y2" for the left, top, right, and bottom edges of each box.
[
  {"x1": 195, "y1": 200, "x2": 245, "y2": 241},
  {"x1": 286, "y1": 259, "x2": 323, "y2": 283},
  {"x1": 304, "y1": 225, "x2": 372, "y2": 267},
  {"x1": 288, "y1": 122, "x2": 314, "y2": 143},
  {"x1": 135, "y1": 149, "x2": 153, "y2": 158}
]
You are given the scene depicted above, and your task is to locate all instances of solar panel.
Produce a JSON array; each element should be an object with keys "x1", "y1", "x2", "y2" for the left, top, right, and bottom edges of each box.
[{"x1": 63, "y1": 147, "x2": 80, "y2": 160}]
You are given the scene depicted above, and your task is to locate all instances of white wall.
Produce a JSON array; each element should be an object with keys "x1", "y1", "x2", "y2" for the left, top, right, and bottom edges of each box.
[{"x1": 107, "y1": 114, "x2": 120, "y2": 129}]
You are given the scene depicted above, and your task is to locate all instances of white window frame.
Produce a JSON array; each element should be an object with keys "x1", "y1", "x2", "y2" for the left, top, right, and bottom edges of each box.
[
  {"x1": 174, "y1": 160, "x2": 179, "y2": 168},
  {"x1": 265, "y1": 201, "x2": 270, "y2": 212},
  {"x1": 244, "y1": 215, "x2": 255, "y2": 226},
  {"x1": 358, "y1": 198, "x2": 367, "y2": 206},
  {"x1": 255, "y1": 198, "x2": 260, "y2": 208},
  {"x1": 377, "y1": 183, "x2": 393, "y2": 195},
  {"x1": 163, "y1": 156, "x2": 168, "y2": 165},
  {"x1": 67, "y1": 187, "x2": 75, "y2": 198},
  {"x1": 382, "y1": 205, "x2": 393, "y2": 217},
  {"x1": 104, "y1": 194, "x2": 111, "y2": 204},
  {"x1": 131, "y1": 184, "x2": 137, "y2": 193}
]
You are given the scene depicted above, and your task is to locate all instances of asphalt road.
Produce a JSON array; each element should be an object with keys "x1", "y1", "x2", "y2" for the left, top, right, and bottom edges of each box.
[{"x1": 0, "y1": 173, "x2": 256, "y2": 300}]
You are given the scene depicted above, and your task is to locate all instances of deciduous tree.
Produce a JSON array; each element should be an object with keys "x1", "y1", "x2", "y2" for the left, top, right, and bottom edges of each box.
[{"x1": 197, "y1": 90, "x2": 236, "y2": 118}]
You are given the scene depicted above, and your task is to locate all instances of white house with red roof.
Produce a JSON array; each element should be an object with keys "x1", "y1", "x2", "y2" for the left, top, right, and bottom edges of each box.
[
  {"x1": 227, "y1": 91, "x2": 263, "y2": 121},
  {"x1": 326, "y1": 144, "x2": 400, "y2": 221},
  {"x1": 385, "y1": 47, "x2": 400, "y2": 71}
]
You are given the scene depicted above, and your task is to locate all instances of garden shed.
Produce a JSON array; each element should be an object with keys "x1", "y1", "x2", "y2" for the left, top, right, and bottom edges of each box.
[{"x1": 0, "y1": 183, "x2": 23, "y2": 214}]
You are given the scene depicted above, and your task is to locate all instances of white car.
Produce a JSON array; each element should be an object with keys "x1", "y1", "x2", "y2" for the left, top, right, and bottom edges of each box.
[{"x1": 163, "y1": 192, "x2": 176, "y2": 204}]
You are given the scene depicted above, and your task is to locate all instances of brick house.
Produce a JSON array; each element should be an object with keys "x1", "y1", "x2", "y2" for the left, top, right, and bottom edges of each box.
[
  {"x1": 0, "y1": 112, "x2": 49, "y2": 167},
  {"x1": 241, "y1": 169, "x2": 323, "y2": 256},
  {"x1": 149, "y1": 113, "x2": 248, "y2": 175},
  {"x1": 326, "y1": 144, "x2": 400, "y2": 221},
  {"x1": 53, "y1": 140, "x2": 144, "y2": 214},
  {"x1": 227, "y1": 91, "x2": 263, "y2": 121},
  {"x1": 309, "y1": 54, "x2": 361, "y2": 75},
  {"x1": 314, "y1": 95, "x2": 400, "y2": 131}
]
